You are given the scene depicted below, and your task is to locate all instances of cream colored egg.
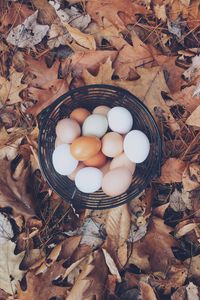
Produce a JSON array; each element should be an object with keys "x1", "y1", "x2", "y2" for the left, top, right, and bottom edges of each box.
[
  {"x1": 93, "y1": 105, "x2": 110, "y2": 116},
  {"x1": 102, "y1": 167, "x2": 132, "y2": 197},
  {"x1": 110, "y1": 152, "x2": 136, "y2": 174},
  {"x1": 102, "y1": 132, "x2": 123, "y2": 158},
  {"x1": 56, "y1": 118, "x2": 81, "y2": 144}
]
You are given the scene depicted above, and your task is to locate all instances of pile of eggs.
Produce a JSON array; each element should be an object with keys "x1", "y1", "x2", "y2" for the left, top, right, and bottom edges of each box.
[{"x1": 52, "y1": 105, "x2": 150, "y2": 196}]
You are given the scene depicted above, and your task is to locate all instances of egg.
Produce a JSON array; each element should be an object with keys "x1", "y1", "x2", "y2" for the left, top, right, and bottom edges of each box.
[
  {"x1": 70, "y1": 107, "x2": 90, "y2": 125},
  {"x1": 83, "y1": 151, "x2": 107, "y2": 168},
  {"x1": 56, "y1": 118, "x2": 81, "y2": 143},
  {"x1": 82, "y1": 114, "x2": 108, "y2": 138},
  {"x1": 55, "y1": 137, "x2": 63, "y2": 148},
  {"x1": 100, "y1": 160, "x2": 111, "y2": 176},
  {"x1": 102, "y1": 132, "x2": 123, "y2": 157},
  {"x1": 110, "y1": 152, "x2": 136, "y2": 174},
  {"x1": 102, "y1": 167, "x2": 132, "y2": 196},
  {"x1": 68, "y1": 162, "x2": 85, "y2": 181},
  {"x1": 93, "y1": 105, "x2": 110, "y2": 116},
  {"x1": 108, "y1": 106, "x2": 133, "y2": 134},
  {"x1": 124, "y1": 130, "x2": 150, "y2": 163},
  {"x1": 52, "y1": 144, "x2": 78, "y2": 176},
  {"x1": 75, "y1": 167, "x2": 103, "y2": 193},
  {"x1": 70, "y1": 136, "x2": 101, "y2": 161}
]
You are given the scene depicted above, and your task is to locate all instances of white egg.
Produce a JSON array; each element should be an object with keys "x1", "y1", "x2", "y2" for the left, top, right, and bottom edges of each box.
[
  {"x1": 52, "y1": 144, "x2": 78, "y2": 175},
  {"x1": 124, "y1": 130, "x2": 150, "y2": 163},
  {"x1": 108, "y1": 106, "x2": 133, "y2": 134},
  {"x1": 82, "y1": 114, "x2": 108, "y2": 138},
  {"x1": 75, "y1": 167, "x2": 103, "y2": 193}
]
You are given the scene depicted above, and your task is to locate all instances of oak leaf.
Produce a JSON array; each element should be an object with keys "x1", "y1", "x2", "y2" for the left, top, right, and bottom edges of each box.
[
  {"x1": 159, "y1": 158, "x2": 187, "y2": 184},
  {"x1": 0, "y1": 69, "x2": 27, "y2": 104},
  {"x1": 140, "y1": 281, "x2": 157, "y2": 300},
  {"x1": 0, "y1": 213, "x2": 14, "y2": 244},
  {"x1": 172, "y1": 85, "x2": 200, "y2": 113},
  {"x1": 86, "y1": 0, "x2": 147, "y2": 30},
  {"x1": 182, "y1": 163, "x2": 200, "y2": 191},
  {"x1": 0, "y1": 241, "x2": 25, "y2": 294}
]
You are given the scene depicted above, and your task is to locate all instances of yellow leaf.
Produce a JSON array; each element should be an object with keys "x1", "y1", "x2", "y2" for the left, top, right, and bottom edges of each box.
[{"x1": 63, "y1": 22, "x2": 96, "y2": 50}]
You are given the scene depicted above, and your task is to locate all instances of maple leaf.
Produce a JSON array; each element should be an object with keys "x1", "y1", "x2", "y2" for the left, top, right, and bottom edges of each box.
[
  {"x1": 86, "y1": 0, "x2": 147, "y2": 30},
  {"x1": 0, "y1": 241, "x2": 25, "y2": 294},
  {"x1": 0, "y1": 69, "x2": 27, "y2": 104}
]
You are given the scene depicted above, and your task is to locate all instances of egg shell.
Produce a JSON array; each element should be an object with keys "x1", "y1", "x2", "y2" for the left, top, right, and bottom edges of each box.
[
  {"x1": 75, "y1": 167, "x2": 103, "y2": 193},
  {"x1": 102, "y1": 167, "x2": 132, "y2": 197},
  {"x1": 52, "y1": 144, "x2": 78, "y2": 176},
  {"x1": 108, "y1": 106, "x2": 133, "y2": 134},
  {"x1": 70, "y1": 107, "x2": 90, "y2": 125},
  {"x1": 110, "y1": 152, "x2": 136, "y2": 174},
  {"x1": 68, "y1": 162, "x2": 85, "y2": 181},
  {"x1": 93, "y1": 105, "x2": 110, "y2": 116},
  {"x1": 56, "y1": 118, "x2": 81, "y2": 143},
  {"x1": 83, "y1": 151, "x2": 107, "y2": 168},
  {"x1": 102, "y1": 132, "x2": 123, "y2": 158},
  {"x1": 82, "y1": 114, "x2": 108, "y2": 138},
  {"x1": 100, "y1": 160, "x2": 111, "y2": 176},
  {"x1": 70, "y1": 136, "x2": 101, "y2": 161},
  {"x1": 124, "y1": 130, "x2": 150, "y2": 163},
  {"x1": 55, "y1": 137, "x2": 63, "y2": 148}
]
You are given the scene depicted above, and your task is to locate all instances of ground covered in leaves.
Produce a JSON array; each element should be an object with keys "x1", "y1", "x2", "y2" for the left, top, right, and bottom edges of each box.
[{"x1": 0, "y1": 0, "x2": 200, "y2": 299}]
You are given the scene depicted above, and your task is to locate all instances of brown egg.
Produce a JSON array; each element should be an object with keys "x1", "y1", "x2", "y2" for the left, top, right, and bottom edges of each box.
[
  {"x1": 100, "y1": 160, "x2": 111, "y2": 176},
  {"x1": 93, "y1": 105, "x2": 110, "y2": 116},
  {"x1": 70, "y1": 136, "x2": 101, "y2": 161},
  {"x1": 110, "y1": 152, "x2": 136, "y2": 174},
  {"x1": 70, "y1": 107, "x2": 90, "y2": 125},
  {"x1": 83, "y1": 151, "x2": 107, "y2": 168},
  {"x1": 68, "y1": 162, "x2": 85, "y2": 181},
  {"x1": 102, "y1": 132, "x2": 123, "y2": 158},
  {"x1": 102, "y1": 167, "x2": 132, "y2": 197}
]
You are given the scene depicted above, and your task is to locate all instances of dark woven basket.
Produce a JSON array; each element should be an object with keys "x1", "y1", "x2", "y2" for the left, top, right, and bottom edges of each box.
[{"x1": 38, "y1": 84, "x2": 162, "y2": 209}]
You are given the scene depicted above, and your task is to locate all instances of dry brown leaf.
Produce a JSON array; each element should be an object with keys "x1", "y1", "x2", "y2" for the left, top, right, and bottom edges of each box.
[
  {"x1": 182, "y1": 163, "x2": 200, "y2": 191},
  {"x1": 171, "y1": 286, "x2": 187, "y2": 300},
  {"x1": 0, "y1": 69, "x2": 27, "y2": 104},
  {"x1": 17, "y1": 261, "x2": 68, "y2": 300},
  {"x1": 31, "y1": 0, "x2": 57, "y2": 25},
  {"x1": 86, "y1": 0, "x2": 147, "y2": 30},
  {"x1": 175, "y1": 221, "x2": 197, "y2": 238},
  {"x1": 0, "y1": 160, "x2": 35, "y2": 219},
  {"x1": 186, "y1": 282, "x2": 199, "y2": 300},
  {"x1": 186, "y1": 105, "x2": 200, "y2": 127},
  {"x1": 154, "y1": 4, "x2": 167, "y2": 22},
  {"x1": 60, "y1": 236, "x2": 81, "y2": 260},
  {"x1": 159, "y1": 158, "x2": 187, "y2": 184},
  {"x1": 184, "y1": 254, "x2": 200, "y2": 285},
  {"x1": 128, "y1": 217, "x2": 177, "y2": 273},
  {"x1": 63, "y1": 22, "x2": 96, "y2": 50},
  {"x1": 140, "y1": 281, "x2": 157, "y2": 300},
  {"x1": 102, "y1": 248, "x2": 121, "y2": 282},
  {"x1": 111, "y1": 33, "x2": 156, "y2": 80},
  {"x1": 172, "y1": 86, "x2": 200, "y2": 113},
  {"x1": 0, "y1": 241, "x2": 25, "y2": 294},
  {"x1": 27, "y1": 78, "x2": 68, "y2": 116}
]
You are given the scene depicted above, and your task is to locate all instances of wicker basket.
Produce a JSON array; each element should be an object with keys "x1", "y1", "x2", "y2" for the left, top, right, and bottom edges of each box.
[{"x1": 38, "y1": 84, "x2": 162, "y2": 209}]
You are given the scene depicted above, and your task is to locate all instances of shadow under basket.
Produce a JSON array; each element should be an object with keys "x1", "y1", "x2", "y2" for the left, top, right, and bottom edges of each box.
[{"x1": 38, "y1": 84, "x2": 162, "y2": 210}]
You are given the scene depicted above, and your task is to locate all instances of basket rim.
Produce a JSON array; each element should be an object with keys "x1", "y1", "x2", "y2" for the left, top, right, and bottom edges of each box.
[{"x1": 38, "y1": 84, "x2": 162, "y2": 209}]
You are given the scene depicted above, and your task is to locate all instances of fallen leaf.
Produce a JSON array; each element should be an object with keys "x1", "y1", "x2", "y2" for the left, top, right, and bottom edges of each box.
[
  {"x1": 171, "y1": 286, "x2": 187, "y2": 300},
  {"x1": 184, "y1": 254, "x2": 200, "y2": 285},
  {"x1": 102, "y1": 248, "x2": 121, "y2": 282},
  {"x1": 0, "y1": 213, "x2": 14, "y2": 244},
  {"x1": 86, "y1": 0, "x2": 147, "y2": 30},
  {"x1": 186, "y1": 105, "x2": 200, "y2": 127},
  {"x1": 140, "y1": 281, "x2": 157, "y2": 300},
  {"x1": 63, "y1": 22, "x2": 96, "y2": 50},
  {"x1": 159, "y1": 158, "x2": 186, "y2": 184},
  {"x1": 28, "y1": 0, "x2": 57, "y2": 25},
  {"x1": 111, "y1": 33, "x2": 156, "y2": 80},
  {"x1": 172, "y1": 85, "x2": 200, "y2": 113},
  {"x1": 175, "y1": 221, "x2": 197, "y2": 238},
  {"x1": 186, "y1": 282, "x2": 199, "y2": 300},
  {"x1": 27, "y1": 78, "x2": 68, "y2": 116},
  {"x1": 0, "y1": 241, "x2": 25, "y2": 294},
  {"x1": 0, "y1": 160, "x2": 35, "y2": 219},
  {"x1": 154, "y1": 4, "x2": 167, "y2": 22},
  {"x1": 169, "y1": 189, "x2": 186, "y2": 212},
  {"x1": 182, "y1": 163, "x2": 200, "y2": 191},
  {"x1": 17, "y1": 261, "x2": 68, "y2": 300},
  {"x1": 6, "y1": 11, "x2": 49, "y2": 48},
  {"x1": 128, "y1": 217, "x2": 177, "y2": 273},
  {"x1": 47, "y1": 22, "x2": 71, "y2": 49}
]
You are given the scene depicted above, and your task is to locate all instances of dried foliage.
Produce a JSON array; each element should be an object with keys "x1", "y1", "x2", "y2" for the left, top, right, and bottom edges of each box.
[{"x1": 0, "y1": 0, "x2": 200, "y2": 299}]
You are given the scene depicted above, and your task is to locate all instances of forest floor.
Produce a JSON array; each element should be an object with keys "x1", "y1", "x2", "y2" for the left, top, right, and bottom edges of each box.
[{"x1": 0, "y1": 0, "x2": 200, "y2": 299}]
